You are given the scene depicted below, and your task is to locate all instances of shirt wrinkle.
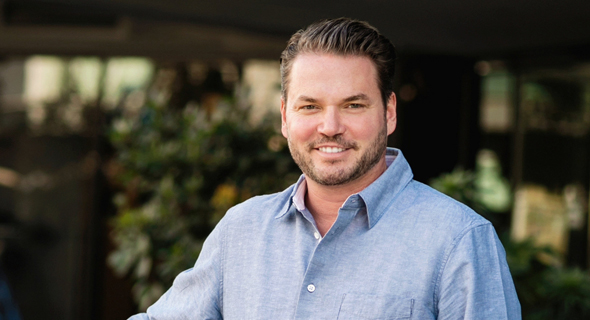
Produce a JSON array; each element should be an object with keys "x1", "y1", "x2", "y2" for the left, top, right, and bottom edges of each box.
[{"x1": 432, "y1": 222, "x2": 494, "y2": 312}]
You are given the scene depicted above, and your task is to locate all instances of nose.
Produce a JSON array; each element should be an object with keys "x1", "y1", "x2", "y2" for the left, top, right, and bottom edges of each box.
[{"x1": 317, "y1": 106, "x2": 345, "y2": 137}]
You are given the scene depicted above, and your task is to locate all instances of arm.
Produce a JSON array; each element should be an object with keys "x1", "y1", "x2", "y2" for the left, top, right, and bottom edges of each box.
[
  {"x1": 436, "y1": 223, "x2": 521, "y2": 320},
  {"x1": 128, "y1": 220, "x2": 225, "y2": 320}
]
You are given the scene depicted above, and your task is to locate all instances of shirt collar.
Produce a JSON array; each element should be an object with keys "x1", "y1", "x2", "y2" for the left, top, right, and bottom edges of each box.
[
  {"x1": 275, "y1": 174, "x2": 306, "y2": 219},
  {"x1": 275, "y1": 148, "x2": 414, "y2": 227},
  {"x1": 292, "y1": 177, "x2": 307, "y2": 211},
  {"x1": 358, "y1": 148, "x2": 414, "y2": 228}
]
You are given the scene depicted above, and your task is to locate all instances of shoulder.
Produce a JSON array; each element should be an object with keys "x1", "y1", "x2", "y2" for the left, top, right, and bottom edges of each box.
[
  {"x1": 220, "y1": 183, "x2": 296, "y2": 225},
  {"x1": 396, "y1": 180, "x2": 490, "y2": 238}
]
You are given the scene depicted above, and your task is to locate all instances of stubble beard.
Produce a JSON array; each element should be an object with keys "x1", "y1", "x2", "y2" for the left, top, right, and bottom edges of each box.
[{"x1": 288, "y1": 125, "x2": 388, "y2": 186}]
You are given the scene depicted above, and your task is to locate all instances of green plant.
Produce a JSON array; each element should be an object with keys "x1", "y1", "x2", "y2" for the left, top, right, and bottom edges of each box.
[
  {"x1": 504, "y1": 238, "x2": 590, "y2": 319},
  {"x1": 107, "y1": 100, "x2": 300, "y2": 310}
]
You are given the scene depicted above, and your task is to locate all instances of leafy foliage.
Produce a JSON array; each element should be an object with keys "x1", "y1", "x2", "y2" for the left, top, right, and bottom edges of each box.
[
  {"x1": 505, "y1": 237, "x2": 590, "y2": 319},
  {"x1": 107, "y1": 100, "x2": 300, "y2": 310}
]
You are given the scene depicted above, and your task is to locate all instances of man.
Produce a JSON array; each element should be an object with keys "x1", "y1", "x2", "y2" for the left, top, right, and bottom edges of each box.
[{"x1": 131, "y1": 18, "x2": 521, "y2": 319}]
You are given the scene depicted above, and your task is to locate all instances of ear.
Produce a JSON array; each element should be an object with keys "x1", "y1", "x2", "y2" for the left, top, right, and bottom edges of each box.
[
  {"x1": 280, "y1": 98, "x2": 288, "y2": 138},
  {"x1": 386, "y1": 92, "x2": 397, "y2": 135}
]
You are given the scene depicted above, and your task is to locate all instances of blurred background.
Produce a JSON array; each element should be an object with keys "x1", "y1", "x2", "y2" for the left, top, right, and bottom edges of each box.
[{"x1": 0, "y1": 0, "x2": 590, "y2": 319}]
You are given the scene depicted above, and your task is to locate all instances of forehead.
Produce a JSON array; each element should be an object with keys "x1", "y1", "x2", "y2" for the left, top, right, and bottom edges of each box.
[{"x1": 287, "y1": 53, "x2": 380, "y2": 101}]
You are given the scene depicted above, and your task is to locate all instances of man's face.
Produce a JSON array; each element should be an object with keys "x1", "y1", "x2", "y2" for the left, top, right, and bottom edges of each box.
[{"x1": 281, "y1": 53, "x2": 397, "y2": 186}]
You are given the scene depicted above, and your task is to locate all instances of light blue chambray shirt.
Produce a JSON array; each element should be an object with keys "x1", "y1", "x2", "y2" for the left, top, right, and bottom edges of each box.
[{"x1": 130, "y1": 148, "x2": 521, "y2": 320}]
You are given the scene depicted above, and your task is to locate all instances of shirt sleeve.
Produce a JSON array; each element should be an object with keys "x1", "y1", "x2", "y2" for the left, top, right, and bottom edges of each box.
[
  {"x1": 436, "y1": 223, "x2": 521, "y2": 320},
  {"x1": 128, "y1": 219, "x2": 226, "y2": 320}
]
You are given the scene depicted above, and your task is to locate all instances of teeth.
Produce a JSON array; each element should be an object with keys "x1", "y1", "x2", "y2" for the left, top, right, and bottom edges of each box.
[{"x1": 319, "y1": 147, "x2": 345, "y2": 153}]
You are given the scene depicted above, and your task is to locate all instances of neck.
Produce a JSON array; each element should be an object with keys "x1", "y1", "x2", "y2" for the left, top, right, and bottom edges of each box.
[{"x1": 305, "y1": 158, "x2": 387, "y2": 236}]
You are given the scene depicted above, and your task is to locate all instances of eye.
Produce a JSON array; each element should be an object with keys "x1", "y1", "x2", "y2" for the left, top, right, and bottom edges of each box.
[
  {"x1": 301, "y1": 105, "x2": 317, "y2": 110},
  {"x1": 348, "y1": 103, "x2": 364, "y2": 109}
]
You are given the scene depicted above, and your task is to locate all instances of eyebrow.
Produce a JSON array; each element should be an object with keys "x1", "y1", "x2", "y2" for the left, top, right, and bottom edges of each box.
[
  {"x1": 295, "y1": 94, "x2": 371, "y2": 104},
  {"x1": 296, "y1": 95, "x2": 319, "y2": 103},
  {"x1": 342, "y1": 94, "x2": 370, "y2": 103}
]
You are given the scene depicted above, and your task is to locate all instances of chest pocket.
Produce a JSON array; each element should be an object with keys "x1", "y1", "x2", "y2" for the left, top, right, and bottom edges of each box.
[{"x1": 337, "y1": 294, "x2": 414, "y2": 320}]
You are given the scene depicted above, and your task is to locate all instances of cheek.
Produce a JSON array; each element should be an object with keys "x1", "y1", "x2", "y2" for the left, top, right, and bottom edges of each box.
[
  {"x1": 286, "y1": 117, "x2": 317, "y2": 140},
  {"x1": 346, "y1": 115, "x2": 384, "y2": 139}
]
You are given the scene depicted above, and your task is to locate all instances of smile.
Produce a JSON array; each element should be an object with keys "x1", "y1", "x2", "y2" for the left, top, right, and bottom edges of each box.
[{"x1": 318, "y1": 147, "x2": 346, "y2": 153}]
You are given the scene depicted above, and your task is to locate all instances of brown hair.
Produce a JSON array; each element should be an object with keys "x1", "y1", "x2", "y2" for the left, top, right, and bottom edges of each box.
[{"x1": 280, "y1": 17, "x2": 397, "y2": 106}]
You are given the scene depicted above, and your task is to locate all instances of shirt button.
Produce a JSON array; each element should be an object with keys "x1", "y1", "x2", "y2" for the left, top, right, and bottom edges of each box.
[
  {"x1": 307, "y1": 284, "x2": 316, "y2": 293},
  {"x1": 313, "y1": 232, "x2": 320, "y2": 240}
]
